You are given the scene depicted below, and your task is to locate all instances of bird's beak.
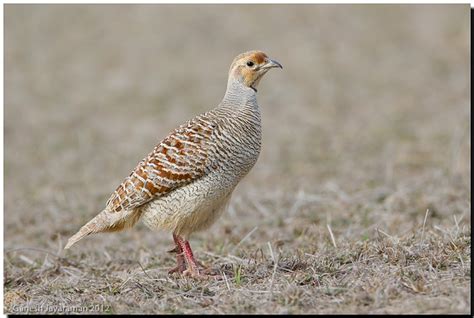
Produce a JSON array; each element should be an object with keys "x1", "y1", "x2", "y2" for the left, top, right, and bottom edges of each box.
[{"x1": 263, "y1": 58, "x2": 283, "y2": 70}]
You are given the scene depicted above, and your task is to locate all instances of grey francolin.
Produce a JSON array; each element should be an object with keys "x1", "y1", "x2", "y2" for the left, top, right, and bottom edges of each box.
[{"x1": 65, "y1": 50, "x2": 282, "y2": 278}]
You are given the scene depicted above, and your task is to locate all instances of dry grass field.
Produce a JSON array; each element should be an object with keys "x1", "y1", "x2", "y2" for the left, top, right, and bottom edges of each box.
[{"x1": 3, "y1": 4, "x2": 470, "y2": 314}]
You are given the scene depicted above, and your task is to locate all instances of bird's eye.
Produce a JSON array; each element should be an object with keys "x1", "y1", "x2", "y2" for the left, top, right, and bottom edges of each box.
[{"x1": 246, "y1": 61, "x2": 254, "y2": 67}]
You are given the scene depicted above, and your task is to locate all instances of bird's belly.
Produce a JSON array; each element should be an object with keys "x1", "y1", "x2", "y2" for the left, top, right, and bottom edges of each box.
[{"x1": 140, "y1": 172, "x2": 235, "y2": 238}]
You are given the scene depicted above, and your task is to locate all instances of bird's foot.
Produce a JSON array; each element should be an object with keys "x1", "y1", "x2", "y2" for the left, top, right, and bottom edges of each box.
[
  {"x1": 181, "y1": 265, "x2": 223, "y2": 280},
  {"x1": 182, "y1": 268, "x2": 207, "y2": 279},
  {"x1": 167, "y1": 246, "x2": 180, "y2": 254},
  {"x1": 168, "y1": 246, "x2": 187, "y2": 275},
  {"x1": 182, "y1": 268, "x2": 222, "y2": 280},
  {"x1": 171, "y1": 234, "x2": 222, "y2": 280},
  {"x1": 168, "y1": 263, "x2": 187, "y2": 275},
  {"x1": 200, "y1": 266, "x2": 223, "y2": 278}
]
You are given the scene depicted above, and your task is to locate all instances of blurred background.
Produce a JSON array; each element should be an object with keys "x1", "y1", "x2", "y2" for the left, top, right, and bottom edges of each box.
[{"x1": 3, "y1": 4, "x2": 470, "y2": 313}]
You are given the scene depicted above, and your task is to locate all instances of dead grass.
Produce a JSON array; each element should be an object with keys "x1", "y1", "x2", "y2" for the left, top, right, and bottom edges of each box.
[{"x1": 4, "y1": 4, "x2": 470, "y2": 314}]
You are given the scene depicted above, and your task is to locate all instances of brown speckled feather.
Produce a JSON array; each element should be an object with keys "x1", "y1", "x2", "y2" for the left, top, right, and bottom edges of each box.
[{"x1": 106, "y1": 114, "x2": 218, "y2": 213}]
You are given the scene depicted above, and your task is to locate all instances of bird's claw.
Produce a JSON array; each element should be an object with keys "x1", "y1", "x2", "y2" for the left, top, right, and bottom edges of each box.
[
  {"x1": 182, "y1": 267, "x2": 223, "y2": 280},
  {"x1": 168, "y1": 264, "x2": 187, "y2": 275},
  {"x1": 167, "y1": 246, "x2": 180, "y2": 254}
]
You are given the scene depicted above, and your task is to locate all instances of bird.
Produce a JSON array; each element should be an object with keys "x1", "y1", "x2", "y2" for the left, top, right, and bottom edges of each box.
[{"x1": 65, "y1": 50, "x2": 282, "y2": 278}]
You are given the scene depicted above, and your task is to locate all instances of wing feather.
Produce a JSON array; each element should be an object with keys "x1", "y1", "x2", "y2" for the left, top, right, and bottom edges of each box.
[{"x1": 105, "y1": 114, "x2": 219, "y2": 213}]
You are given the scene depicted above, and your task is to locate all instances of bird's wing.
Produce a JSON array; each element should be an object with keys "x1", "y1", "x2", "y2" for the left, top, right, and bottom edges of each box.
[{"x1": 105, "y1": 113, "x2": 220, "y2": 213}]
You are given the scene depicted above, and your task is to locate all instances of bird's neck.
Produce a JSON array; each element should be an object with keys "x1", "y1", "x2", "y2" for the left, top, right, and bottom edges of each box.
[{"x1": 221, "y1": 78, "x2": 258, "y2": 109}]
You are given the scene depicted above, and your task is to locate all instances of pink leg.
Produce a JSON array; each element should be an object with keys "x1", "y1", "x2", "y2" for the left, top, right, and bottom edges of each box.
[
  {"x1": 168, "y1": 234, "x2": 187, "y2": 274},
  {"x1": 173, "y1": 235, "x2": 222, "y2": 279},
  {"x1": 174, "y1": 236, "x2": 200, "y2": 276}
]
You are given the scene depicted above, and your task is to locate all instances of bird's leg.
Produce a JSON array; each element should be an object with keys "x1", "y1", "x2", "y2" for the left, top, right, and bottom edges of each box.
[
  {"x1": 178, "y1": 238, "x2": 201, "y2": 277},
  {"x1": 174, "y1": 235, "x2": 222, "y2": 280},
  {"x1": 168, "y1": 233, "x2": 187, "y2": 274},
  {"x1": 174, "y1": 235, "x2": 207, "y2": 279}
]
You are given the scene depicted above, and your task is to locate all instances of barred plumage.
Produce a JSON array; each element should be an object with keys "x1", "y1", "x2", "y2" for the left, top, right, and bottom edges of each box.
[{"x1": 65, "y1": 50, "x2": 282, "y2": 278}]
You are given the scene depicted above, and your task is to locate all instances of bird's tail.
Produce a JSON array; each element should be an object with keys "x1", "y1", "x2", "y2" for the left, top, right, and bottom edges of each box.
[{"x1": 64, "y1": 209, "x2": 142, "y2": 249}]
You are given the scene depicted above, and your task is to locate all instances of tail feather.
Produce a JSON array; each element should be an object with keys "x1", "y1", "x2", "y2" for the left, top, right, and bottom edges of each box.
[
  {"x1": 64, "y1": 209, "x2": 142, "y2": 249},
  {"x1": 64, "y1": 224, "x2": 95, "y2": 249}
]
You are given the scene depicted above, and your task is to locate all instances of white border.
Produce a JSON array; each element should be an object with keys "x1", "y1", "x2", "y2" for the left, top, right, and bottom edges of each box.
[
  {"x1": 0, "y1": 1, "x2": 471, "y2": 317},
  {"x1": 1, "y1": 1, "x2": 473, "y2": 4}
]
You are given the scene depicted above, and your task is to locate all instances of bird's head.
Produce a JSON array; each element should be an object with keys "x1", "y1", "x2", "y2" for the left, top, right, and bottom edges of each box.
[{"x1": 228, "y1": 50, "x2": 282, "y2": 92}]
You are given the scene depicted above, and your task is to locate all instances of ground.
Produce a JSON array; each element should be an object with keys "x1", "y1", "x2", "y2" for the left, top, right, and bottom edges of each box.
[{"x1": 3, "y1": 4, "x2": 470, "y2": 314}]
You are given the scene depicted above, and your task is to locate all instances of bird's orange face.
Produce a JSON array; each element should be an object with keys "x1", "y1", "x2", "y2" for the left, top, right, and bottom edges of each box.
[{"x1": 229, "y1": 51, "x2": 282, "y2": 91}]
